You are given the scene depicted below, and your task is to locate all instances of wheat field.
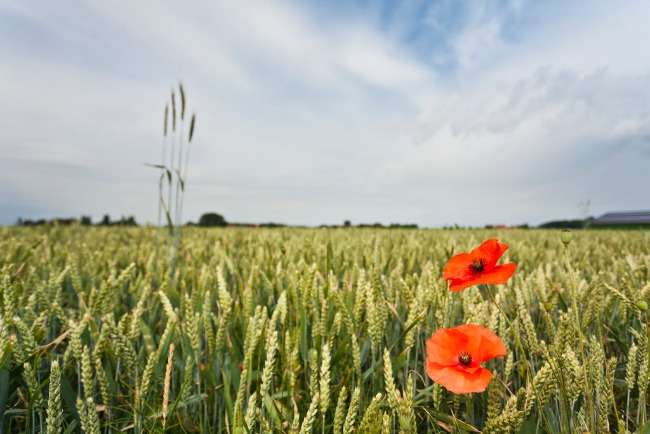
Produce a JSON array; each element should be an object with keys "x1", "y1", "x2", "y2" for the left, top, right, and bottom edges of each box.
[{"x1": 0, "y1": 226, "x2": 648, "y2": 433}]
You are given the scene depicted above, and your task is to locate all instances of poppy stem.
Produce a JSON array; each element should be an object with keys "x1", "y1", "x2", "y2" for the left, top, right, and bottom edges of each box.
[
  {"x1": 563, "y1": 244, "x2": 596, "y2": 433},
  {"x1": 638, "y1": 313, "x2": 650, "y2": 432},
  {"x1": 483, "y1": 284, "x2": 552, "y2": 432}
]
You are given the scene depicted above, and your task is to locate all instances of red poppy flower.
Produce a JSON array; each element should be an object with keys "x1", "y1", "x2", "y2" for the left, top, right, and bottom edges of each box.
[
  {"x1": 425, "y1": 324, "x2": 506, "y2": 394},
  {"x1": 443, "y1": 239, "x2": 516, "y2": 292}
]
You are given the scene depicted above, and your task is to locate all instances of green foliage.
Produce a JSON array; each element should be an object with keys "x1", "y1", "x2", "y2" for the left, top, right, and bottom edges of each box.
[{"x1": 197, "y1": 212, "x2": 228, "y2": 227}]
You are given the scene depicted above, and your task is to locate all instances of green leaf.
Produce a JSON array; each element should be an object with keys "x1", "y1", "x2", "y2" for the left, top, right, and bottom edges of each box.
[
  {"x1": 175, "y1": 169, "x2": 185, "y2": 191},
  {"x1": 139, "y1": 318, "x2": 157, "y2": 353},
  {"x1": 431, "y1": 410, "x2": 480, "y2": 432},
  {"x1": 60, "y1": 376, "x2": 80, "y2": 422},
  {"x1": 157, "y1": 322, "x2": 177, "y2": 368},
  {"x1": 167, "y1": 360, "x2": 196, "y2": 420},
  {"x1": 517, "y1": 418, "x2": 545, "y2": 434},
  {"x1": 158, "y1": 199, "x2": 173, "y2": 230},
  {"x1": 263, "y1": 394, "x2": 282, "y2": 426},
  {"x1": 145, "y1": 163, "x2": 167, "y2": 170},
  {"x1": 0, "y1": 341, "x2": 12, "y2": 432},
  {"x1": 326, "y1": 239, "x2": 333, "y2": 273},
  {"x1": 388, "y1": 309, "x2": 425, "y2": 353},
  {"x1": 220, "y1": 367, "x2": 234, "y2": 422},
  {"x1": 63, "y1": 419, "x2": 78, "y2": 434}
]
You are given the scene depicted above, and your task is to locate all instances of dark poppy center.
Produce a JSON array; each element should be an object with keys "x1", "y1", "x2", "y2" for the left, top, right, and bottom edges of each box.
[
  {"x1": 458, "y1": 352, "x2": 472, "y2": 366},
  {"x1": 468, "y1": 259, "x2": 486, "y2": 274}
]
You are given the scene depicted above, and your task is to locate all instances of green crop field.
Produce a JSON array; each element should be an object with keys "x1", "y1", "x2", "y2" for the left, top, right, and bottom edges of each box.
[{"x1": 0, "y1": 226, "x2": 649, "y2": 433}]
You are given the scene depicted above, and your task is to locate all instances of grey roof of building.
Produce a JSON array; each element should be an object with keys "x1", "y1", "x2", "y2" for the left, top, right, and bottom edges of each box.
[{"x1": 591, "y1": 211, "x2": 650, "y2": 225}]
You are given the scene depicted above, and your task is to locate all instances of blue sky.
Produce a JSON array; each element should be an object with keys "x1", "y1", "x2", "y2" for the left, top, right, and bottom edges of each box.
[{"x1": 2, "y1": 0, "x2": 650, "y2": 227}]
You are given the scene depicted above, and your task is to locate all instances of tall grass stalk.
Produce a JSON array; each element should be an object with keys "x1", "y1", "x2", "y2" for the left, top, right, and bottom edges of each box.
[
  {"x1": 150, "y1": 83, "x2": 197, "y2": 289},
  {"x1": 171, "y1": 84, "x2": 185, "y2": 284},
  {"x1": 483, "y1": 283, "x2": 552, "y2": 432},
  {"x1": 167, "y1": 90, "x2": 176, "y2": 270},
  {"x1": 563, "y1": 240, "x2": 596, "y2": 432},
  {"x1": 155, "y1": 103, "x2": 169, "y2": 284}
]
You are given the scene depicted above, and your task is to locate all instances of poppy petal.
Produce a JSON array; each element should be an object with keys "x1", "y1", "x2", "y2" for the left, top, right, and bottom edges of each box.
[
  {"x1": 428, "y1": 365, "x2": 494, "y2": 394},
  {"x1": 477, "y1": 239, "x2": 509, "y2": 270},
  {"x1": 481, "y1": 263, "x2": 516, "y2": 286},
  {"x1": 442, "y1": 253, "x2": 475, "y2": 280},
  {"x1": 462, "y1": 325, "x2": 507, "y2": 363},
  {"x1": 426, "y1": 328, "x2": 469, "y2": 366},
  {"x1": 448, "y1": 276, "x2": 484, "y2": 292}
]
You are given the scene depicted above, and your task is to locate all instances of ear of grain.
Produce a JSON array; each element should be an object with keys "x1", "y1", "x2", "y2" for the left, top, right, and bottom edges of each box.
[
  {"x1": 342, "y1": 386, "x2": 360, "y2": 434},
  {"x1": 188, "y1": 114, "x2": 196, "y2": 143},
  {"x1": 46, "y1": 360, "x2": 62, "y2": 434},
  {"x1": 298, "y1": 390, "x2": 319, "y2": 434},
  {"x1": 162, "y1": 343, "x2": 175, "y2": 428},
  {"x1": 333, "y1": 385, "x2": 348, "y2": 434},
  {"x1": 164, "y1": 104, "x2": 168, "y2": 137},
  {"x1": 179, "y1": 83, "x2": 186, "y2": 121},
  {"x1": 319, "y1": 343, "x2": 331, "y2": 415},
  {"x1": 171, "y1": 90, "x2": 176, "y2": 132}
]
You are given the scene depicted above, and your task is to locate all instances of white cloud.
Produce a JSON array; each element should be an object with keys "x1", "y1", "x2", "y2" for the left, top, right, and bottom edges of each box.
[
  {"x1": 1, "y1": 0, "x2": 650, "y2": 226},
  {"x1": 381, "y1": 66, "x2": 650, "y2": 224}
]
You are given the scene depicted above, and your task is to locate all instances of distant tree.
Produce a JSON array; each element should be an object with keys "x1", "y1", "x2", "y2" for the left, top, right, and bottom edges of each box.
[
  {"x1": 198, "y1": 212, "x2": 227, "y2": 227},
  {"x1": 52, "y1": 218, "x2": 78, "y2": 226},
  {"x1": 115, "y1": 216, "x2": 138, "y2": 226},
  {"x1": 343, "y1": 220, "x2": 351, "y2": 227},
  {"x1": 80, "y1": 215, "x2": 92, "y2": 226},
  {"x1": 100, "y1": 214, "x2": 112, "y2": 226}
]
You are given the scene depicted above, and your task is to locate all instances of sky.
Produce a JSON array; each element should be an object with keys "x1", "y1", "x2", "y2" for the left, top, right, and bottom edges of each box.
[{"x1": 1, "y1": 0, "x2": 650, "y2": 228}]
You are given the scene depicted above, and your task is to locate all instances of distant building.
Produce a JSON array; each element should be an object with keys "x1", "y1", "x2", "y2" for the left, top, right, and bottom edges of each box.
[{"x1": 590, "y1": 211, "x2": 650, "y2": 226}]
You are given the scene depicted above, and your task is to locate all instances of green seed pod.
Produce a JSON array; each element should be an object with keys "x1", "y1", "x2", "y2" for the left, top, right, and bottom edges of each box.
[
  {"x1": 637, "y1": 300, "x2": 648, "y2": 312},
  {"x1": 561, "y1": 230, "x2": 573, "y2": 246}
]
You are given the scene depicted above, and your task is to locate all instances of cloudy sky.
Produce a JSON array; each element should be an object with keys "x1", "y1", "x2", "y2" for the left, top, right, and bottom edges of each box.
[{"x1": 2, "y1": 1, "x2": 649, "y2": 227}]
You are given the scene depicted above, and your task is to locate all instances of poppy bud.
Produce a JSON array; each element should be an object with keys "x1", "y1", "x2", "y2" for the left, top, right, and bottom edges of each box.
[
  {"x1": 637, "y1": 300, "x2": 648, "y2": 312},
  {"x1": 561, "y1": 230, "x2": 573, "y2": 246},
  {"x1": 543, "y1": 302, "x2": 553, "y2": 311}
]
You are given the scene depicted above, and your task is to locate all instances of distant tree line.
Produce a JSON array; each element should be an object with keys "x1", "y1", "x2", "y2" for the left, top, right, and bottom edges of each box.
[
  {"x1": 190, "y1": 213, "x2": 288, "y2": 228},
  {"x1": 319, "y1": 221, "x2": 418, "y2": 229},
  {"x1": 190, "y1": 214, "x2": 420, "y2": 229},
  {"x1": 14, "y1": 211, "x2": 599, "y2": 230},
  {"x1": 15, "y1": 212, "x2": 419, "y2": 229},
  {"x1": 17, "y1": 214, "x2": 138, "y2": 227}
]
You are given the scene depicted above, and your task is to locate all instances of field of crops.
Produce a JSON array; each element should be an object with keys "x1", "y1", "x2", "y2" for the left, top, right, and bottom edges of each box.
[{"x1": 0, "y1": 226, "x2": 649, "y2": 433}]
